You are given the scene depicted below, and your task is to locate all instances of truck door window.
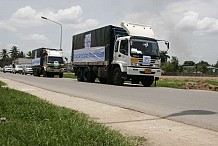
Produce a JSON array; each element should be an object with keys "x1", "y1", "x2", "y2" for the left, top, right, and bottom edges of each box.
[
  {"x1": 120, "y1": 40, "x2": 128, "y2": 55},
  {"x1": 115, "y1": 41, "x2": 119, "y2": 52}
]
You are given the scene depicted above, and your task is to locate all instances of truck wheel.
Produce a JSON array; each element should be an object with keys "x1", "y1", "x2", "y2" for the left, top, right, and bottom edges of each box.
[
  {"x1": 42, "y1": 70, "x2": 47, "y2": 77},
  {"x1": 83, "y1": 68, "x2": 95, "y2": 82},
  {"x1": 36, "y1": 69, "x2": 40, "y2": 77},
  {"x1": 59, "y1": 73, "x2": 63, "y2": 78},
  {"x1": 113, "y1": 67, "x2": 124, "y2": 85},
  {"x1": 141, "y1": 77, "x2": 154, "y2": 87},
  {"x1": 77, "y1": 68, "x2": 84, "y2": 81},
  {"x1": 33, "y1": 69, "x2": 36, "y2": 76}
]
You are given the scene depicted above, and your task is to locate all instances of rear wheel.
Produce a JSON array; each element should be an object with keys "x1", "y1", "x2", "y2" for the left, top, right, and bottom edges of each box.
[
  {"x1": 83, "y1": 68, "x2": 96, "y2": 82},
  {"x1": 33, "y1": 69, "x2": 39, "y2": 76},
  {"x1": 77, "y1": 68, "x2": 84, "y2": 82},
  {"x1": 141, "y1": 77, "x2": 154, "y2": 87},
  {"x1": 112, "y1": 67, "x2": 124, "y2": 85}
]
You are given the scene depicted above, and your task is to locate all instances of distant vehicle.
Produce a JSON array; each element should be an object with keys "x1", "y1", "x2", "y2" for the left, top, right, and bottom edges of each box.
[
  {"x1": 3, "y1": 66, "x2": 12, "y2": 73},
  {"x1": 32, "y1": 48, "x2": 65, "y2": 78},
  {"x1": 22, "y1": 65, "x2": 33, "y2": 75},
  {"x1": 12, "y1": 65, "x2": 23, "y2": 74},
  {"x1": 72, "y1": 22, "x2": 169, "y2": 86}
]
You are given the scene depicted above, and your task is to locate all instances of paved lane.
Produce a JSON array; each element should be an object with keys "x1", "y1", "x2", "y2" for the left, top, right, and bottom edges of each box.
[{"x1": 1, "y1": 72, "x2": 218, "y2": 131}]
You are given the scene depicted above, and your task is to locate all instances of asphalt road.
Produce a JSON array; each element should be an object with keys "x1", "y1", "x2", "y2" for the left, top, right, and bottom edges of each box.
[{"x1": 1, "y1": 72, "x2": 218, "y2": 132}]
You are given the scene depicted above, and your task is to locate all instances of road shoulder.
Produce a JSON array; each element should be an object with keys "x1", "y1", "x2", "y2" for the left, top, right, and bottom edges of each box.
[{"x1": 1, "y1": 77, "x2": 218, "y2": 146}]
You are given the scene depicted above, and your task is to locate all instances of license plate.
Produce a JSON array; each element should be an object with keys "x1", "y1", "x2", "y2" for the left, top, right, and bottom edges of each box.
[{"x1": 144, "y1": 69, "x2": 151, "y2": 74}]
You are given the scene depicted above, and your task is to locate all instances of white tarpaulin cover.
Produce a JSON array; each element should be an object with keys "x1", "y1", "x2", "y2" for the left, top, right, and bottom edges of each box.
[
  {"x1": 32, "y1": 58, "x2": 40, "y2": 66},
  {"x1": 73, "y1": 46, "x2": 105, "y2": 62}
]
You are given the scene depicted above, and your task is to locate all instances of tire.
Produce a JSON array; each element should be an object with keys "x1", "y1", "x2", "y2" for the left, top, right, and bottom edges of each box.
[
  {"x1": 33, "y1": 69, "x2": 40, "y2": 77},
  {"x1": 77, "y1": 68, "x2": 84, "y2": 82},
  {"x1": 112, "y1": 67, "x2": 124, "y2": 85},
  {"x1": 59, "y1": 73, "x2": 63, "y2": 78},
  {"x1": 83, "y1": 68, "x2": 96, "y2": 82},
  {"x1": 42, "y1": 70, "x2": 47, "y2": 77},
  {"x1": 141, "y1": 77, "x2": 154, "y2": 87}
]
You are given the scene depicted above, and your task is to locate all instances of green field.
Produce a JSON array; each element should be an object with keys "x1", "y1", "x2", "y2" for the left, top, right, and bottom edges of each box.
[{"x1": 0, "y1": 82, "x2": 142, "y2": 146}]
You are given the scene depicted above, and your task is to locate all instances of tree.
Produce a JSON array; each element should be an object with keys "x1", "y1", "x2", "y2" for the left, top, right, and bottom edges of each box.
[
  {"x1": 26, "y1": 51, "x2": 32, "y2": 58},
  {"x1": 214, "y1": 61, "x2": 218, "y2": 68},
  {"x1": 195, "y1": 60, "x2": 210, "y2": 73},
  {"x1": 18, "y1": 51, "x2": 25, "y2": 58},
  {"x1": 9, "y1": 46, "x2": 19, "y2": 59},
  {"x1": 0, "y1": 49, "x2": 9, "y2": 59},
  {"x1": 171, "y1": 56, "x2": 180, "y2": 72},
  {"x1": 161, "y1": 61, "x2": 174, "y2": 72},
  {"x1": 160, "y1": 51, "x2": 170, "y2": 64},
  {"x1": 183, "y1": 61, "x2": 195, "y2": 66}
]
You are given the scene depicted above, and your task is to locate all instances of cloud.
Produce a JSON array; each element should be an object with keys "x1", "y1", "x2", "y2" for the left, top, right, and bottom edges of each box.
[
  {"x1": 177, "y1": 11, "x2": 218, "y2": 34},
  {"x1": 46, "y1": 5, "x2": 83, "y2": 23},
  {"x1": 22, "y1": 33, "x2": 48, "y2": 41},
  {"x1": 67, "y1": 19, "x2": 99, "y2": 30},
  {"x1": 0, "y1": 21, "x2": 16, "y2": 32},
  {"x1": 10, "y1": 6, "x2": 41, "y2": 27},
  {"x1": 7, "y1": 5, "x2": 98, "y2": 29}
]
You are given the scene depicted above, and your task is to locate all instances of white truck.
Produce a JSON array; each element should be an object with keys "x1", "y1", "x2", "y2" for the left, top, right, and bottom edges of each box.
[
  {"x1": 72, "y1": 22, "x2": 169, "y2": 86},
  {"x1": 32, "y1": 48, "x2": 65, "y2": 78}
]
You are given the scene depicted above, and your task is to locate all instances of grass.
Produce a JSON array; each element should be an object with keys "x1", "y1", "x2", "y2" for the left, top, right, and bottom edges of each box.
[
  {"x1": 0, "y1": 84, "x2": 140, "y2": 146},
  {"x1": 0, "y1": 80, "x2": 6, "y2": 87},
  {"x1": 205, "y1": 80, "x2": 218, "y2": 86},
  {"x1": 157, "y1": 76, "x2": 218, "y2": 91},
  {"x1": 156, "y1": 79, "x2": 183, "y2": 88},
  {"x1": 63, "y1": 72, "x2": 76, "y2": 79}
]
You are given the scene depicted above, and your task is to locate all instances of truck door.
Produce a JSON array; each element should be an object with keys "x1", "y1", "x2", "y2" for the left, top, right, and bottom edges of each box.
[{"x1": 113, "y1": 39, "x2": 129, "y2": 66}]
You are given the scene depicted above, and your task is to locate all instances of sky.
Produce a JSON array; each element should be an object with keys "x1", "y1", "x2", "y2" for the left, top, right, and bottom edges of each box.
[{"x1": 0, "y1": 0, "x2": 218, "y2": 64}]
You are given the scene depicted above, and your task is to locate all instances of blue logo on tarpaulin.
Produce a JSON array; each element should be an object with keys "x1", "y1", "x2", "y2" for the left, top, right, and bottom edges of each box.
[{"x1": 85, "y1": 33, "x2": 91, "y2": 48}]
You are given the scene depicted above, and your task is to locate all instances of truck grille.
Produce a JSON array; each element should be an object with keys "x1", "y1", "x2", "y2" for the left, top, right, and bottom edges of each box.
[{"x1": 138, "y1": 58, "x2": 157, "y2": 66}]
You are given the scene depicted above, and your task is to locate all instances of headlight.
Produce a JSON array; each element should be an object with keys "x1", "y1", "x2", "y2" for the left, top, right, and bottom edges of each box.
[
  {"x1": 131, "y1": 63, "x2": 140, "y2": 66},
  {"x1": 153, "y1": 64, "x2": 160, "y2": 68}
]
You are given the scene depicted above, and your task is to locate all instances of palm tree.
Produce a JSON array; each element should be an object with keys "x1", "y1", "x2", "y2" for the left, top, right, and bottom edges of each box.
[
  {"x1": 26, "y1": 51, "x2": 32, "y2": 58},
  {"x1": 0, "y1": 49, "x2": 9, "y2": 59},
  {"x1": 18, "y1": 51, "x2": 25, "y2": 58},
  {"x1": 160, "y1": 51, "x2": 170, "y2": 64},
  {"x1": 9, "y1": 46, "x2": 19, "y2": 59}
]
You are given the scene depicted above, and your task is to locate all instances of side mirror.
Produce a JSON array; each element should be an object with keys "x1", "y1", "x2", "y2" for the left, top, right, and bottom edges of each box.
[
  {"x1": 165, "y1": 41, "x2": 169, "y2": 51},
  {"x1": 157, "y1": 39, "x2": 170, "y2": 51}
]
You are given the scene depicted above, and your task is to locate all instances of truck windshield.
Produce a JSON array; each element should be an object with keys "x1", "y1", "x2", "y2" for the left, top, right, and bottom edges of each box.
[
  {"x1": 48, "y1": 57, "x2": 64, "y2": 64},
  {"x1": 130, "y1": 39, "x2": 159, "y2": 57}
]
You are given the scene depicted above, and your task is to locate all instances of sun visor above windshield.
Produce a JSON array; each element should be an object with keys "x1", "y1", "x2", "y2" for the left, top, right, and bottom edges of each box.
[{"x1": 120, "y1": 22, "x2": 155, "y2": 39}]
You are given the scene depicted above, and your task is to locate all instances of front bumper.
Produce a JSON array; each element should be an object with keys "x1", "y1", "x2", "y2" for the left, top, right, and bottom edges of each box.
[
  {"x1": 127, "y1": 67, "x2": 161, "y2": 76},
  {"x1": 47, "y1": 68, "x2": 64, "y2": 73}
]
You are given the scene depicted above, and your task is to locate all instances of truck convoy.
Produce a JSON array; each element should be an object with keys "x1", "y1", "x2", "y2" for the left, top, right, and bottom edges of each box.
[
  {"x1": 32, "y1": 48, "x2": 65, "y2": 78},
  {"x1": 72, "y1": 22, "x2": 169, "y2": 86}
]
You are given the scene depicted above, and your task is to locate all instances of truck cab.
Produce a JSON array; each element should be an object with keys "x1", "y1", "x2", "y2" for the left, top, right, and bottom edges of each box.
[
  {"x1": 111, "y1": 22, "x2": 168, "y2": 86},
  {"x1": 32, "y1": 48, "x2": 65, "y2": 78}
]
